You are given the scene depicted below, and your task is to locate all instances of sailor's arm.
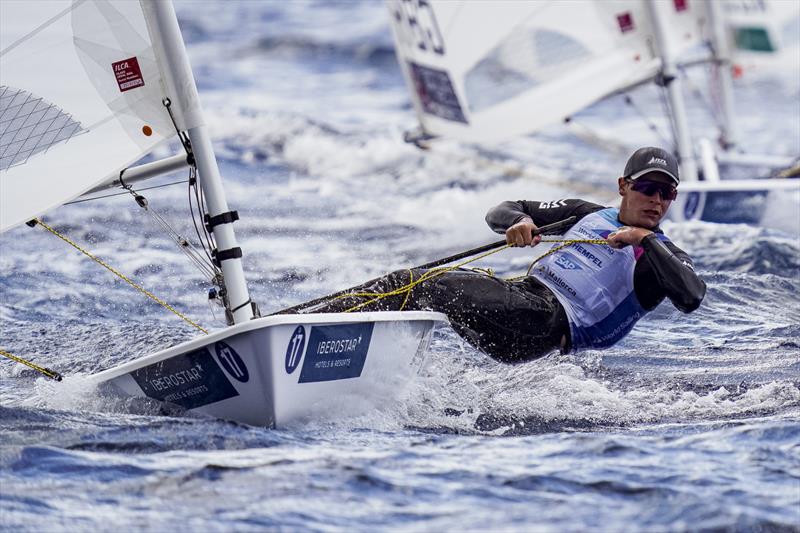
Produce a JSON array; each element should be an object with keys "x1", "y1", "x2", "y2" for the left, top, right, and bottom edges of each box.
[
  {"x1": 610, "y1": 227, "x2": 706, "y2": 313},
  {"x1": 640, "y1": 235, "x2": 706, "y2": 312},
  {"x1": 485, "y1": 199, "x2": 602, "y2": 246}
]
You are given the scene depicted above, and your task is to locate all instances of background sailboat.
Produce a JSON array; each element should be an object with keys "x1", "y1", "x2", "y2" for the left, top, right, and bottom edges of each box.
[{"x1": 386, "y1": 0, "x2": 800, "y2": 225}]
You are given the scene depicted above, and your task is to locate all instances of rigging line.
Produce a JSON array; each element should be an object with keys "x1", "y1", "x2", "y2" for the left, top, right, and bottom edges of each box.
[
  {"x1": 196, "y1": 177, "x2": 216, "y2": 257},
  {"x1": 141, "y1": 207, "x2": 217, "y2": 280},
  {"x1": 683, "y1": 63, "x2": 722, "y2": 125},
  {"x1": 132, "y1": 186, "x2": 216, "y2": 277},
  {"x1": 657, "y1": 82, "x2": 680, "y2": 154},
  {"x1": 188, "y1": 179, "x2": 210, "y2": 263},
  {"x1": 32, "y1": 218, "x2": 209, "y2": 335},
  {"x1": 185, "y1": 166, "x2": 217, "y2": 269},
  {"x1": 162, "y1": 98, "x2": 193, "y2": 157},
  {"x1": 0, "y1": 349, "x2": 62, "y2": 381},
  {"x1": 161, "y1": 97, "x2": 211, "y2": 265},
  {"x1": 118, "y1": 179, "x2": 218, "y2": 280},
  {"x1": 189, "y1": 173, "x2": 216, "y2": 264},
  {"x1": 622, "y1": 93, "x2": 672, "y2": 149},
  {"x1": 188, "y1": 176, "x2": 213, "y2": 265},
  {"x1": 160, "y1": 98, "x2": 199, "y2": 259},
  {"x1": 64, "y1": 180, "x2": 189, "y2": 205}
]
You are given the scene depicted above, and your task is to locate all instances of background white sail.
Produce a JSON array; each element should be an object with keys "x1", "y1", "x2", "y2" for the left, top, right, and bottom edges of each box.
[
  {"x1": 386, "y1": 0, "x2": 707, "y2": 144},
  {"x1": 724, "y1": 0, "x2": 800, "y2": 54},
  {"x1": 0, "y1": 0, "x2": 197, "y2": 233},
  {"x1": 722, "y1": 0, "x2": 800, "y2": 73}
]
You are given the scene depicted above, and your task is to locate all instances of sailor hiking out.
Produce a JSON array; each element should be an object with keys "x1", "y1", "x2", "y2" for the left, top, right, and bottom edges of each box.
[{"x1": 304, "y1": 147, "x2": 707, "y2": 363}]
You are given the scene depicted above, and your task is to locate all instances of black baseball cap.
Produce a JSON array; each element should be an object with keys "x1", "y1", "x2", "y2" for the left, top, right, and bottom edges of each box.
[{"x1": 623, "y1": 147, "x2": 680, "y2": 185}]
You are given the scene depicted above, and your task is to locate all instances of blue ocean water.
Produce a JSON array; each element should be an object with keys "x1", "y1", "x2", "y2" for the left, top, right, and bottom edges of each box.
[{"x1": 1, "y1": 1, "x2": 799, "y2": 531}]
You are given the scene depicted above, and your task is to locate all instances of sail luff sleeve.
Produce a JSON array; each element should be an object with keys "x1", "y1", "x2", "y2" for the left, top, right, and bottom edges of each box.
[{"x1": 139, "y1": 0, "x2": 204, "y2": 131}]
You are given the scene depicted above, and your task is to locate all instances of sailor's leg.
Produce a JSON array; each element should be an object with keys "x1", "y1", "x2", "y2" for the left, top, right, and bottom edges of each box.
[
  {"x1": 303, "y1": 268, "x2": 565, "y2": 363},
  {"x1": 407, "y1": 271, "x2": 566, "y2": 363}
]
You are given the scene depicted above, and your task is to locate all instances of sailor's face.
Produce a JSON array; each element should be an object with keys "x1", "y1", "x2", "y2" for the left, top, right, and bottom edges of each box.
[{"x1": 618, "y1": 174, "x2": 675, "y2": 228}]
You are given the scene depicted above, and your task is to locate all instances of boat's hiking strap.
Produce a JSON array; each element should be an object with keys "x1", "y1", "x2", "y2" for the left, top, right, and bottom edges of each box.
[
  {"x1": 30, "y1": 218, "x2": 208, "y2": 335},
  {"x1": 335, "y1": 238, "x2": 609, "y2": 313}
]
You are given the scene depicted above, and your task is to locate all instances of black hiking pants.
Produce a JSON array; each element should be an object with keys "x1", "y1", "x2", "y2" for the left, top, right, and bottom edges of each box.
[{"x1": 304, "y1": 269, "x2": 570, "y2": 364}]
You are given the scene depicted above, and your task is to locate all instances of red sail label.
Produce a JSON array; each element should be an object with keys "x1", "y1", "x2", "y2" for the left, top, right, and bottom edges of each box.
[
  {"x1": 617, "y1": 12, "x2": 635, "y2": 33},
  {"x1": 112, "y1": 57, "x2": 145, "y2": 92}
]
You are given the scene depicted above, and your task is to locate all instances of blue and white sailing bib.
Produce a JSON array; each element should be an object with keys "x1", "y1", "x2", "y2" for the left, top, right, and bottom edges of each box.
[{"x1": 530, "y1": 208, "x2": 661, "y2": 350}]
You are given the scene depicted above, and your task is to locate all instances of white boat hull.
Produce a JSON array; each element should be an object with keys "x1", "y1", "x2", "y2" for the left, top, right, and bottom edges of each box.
[{"x1": 90, "y1": 311, "x2": 447, "y2": 427}]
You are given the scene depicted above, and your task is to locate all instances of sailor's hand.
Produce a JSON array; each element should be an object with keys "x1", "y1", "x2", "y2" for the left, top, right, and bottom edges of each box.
[
  {"x1": 607, "y1": 226, "x2": 653, "y2": 249},
  {"x1": 505, "y1": 218, "x2": 541, "y2": 247}
]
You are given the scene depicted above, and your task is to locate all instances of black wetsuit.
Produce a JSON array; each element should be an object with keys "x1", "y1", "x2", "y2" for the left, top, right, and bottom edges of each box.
[{"x1": 305, "y1": 199, "x2": 706, "y2": 363}]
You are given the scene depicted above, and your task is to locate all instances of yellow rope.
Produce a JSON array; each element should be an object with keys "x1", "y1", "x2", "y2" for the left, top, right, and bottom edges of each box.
[
  {"x1": 0, "y1": 349, "x2": 62, "y2": 381},
  {"x1": 470, "y1": 267, "x2": 495, "y2": 277},
  {"x1": 34, "y1": 218, "x2": 208, "y2": 334},
  {"x1": 335, "y1": 238, "x2": 609, "y2": 312},
  {"x1": 399, "y1": 268, "x2": 415, "y2": 310}
]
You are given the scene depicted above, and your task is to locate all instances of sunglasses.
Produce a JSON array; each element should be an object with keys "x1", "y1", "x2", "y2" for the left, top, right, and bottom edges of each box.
[{"x1": 628, "y1": 179, "x2": 678, "y2": 201}]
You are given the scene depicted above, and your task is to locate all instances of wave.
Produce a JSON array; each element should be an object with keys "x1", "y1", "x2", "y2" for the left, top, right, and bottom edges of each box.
[
  {"x1": 251, "y1": 35, "x2": 398, "y2": 67},
  {"x1": 665, "y1": 221, "x2": 799, "y2": 276}
]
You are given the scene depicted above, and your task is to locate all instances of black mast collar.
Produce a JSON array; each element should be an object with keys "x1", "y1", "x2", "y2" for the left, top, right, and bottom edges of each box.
[
  {"x1": 204, "y1": 210, "x2": 239, "y2": 233},
  {"x1": 212, "y1": 246, "x2": 243, "y2": 267}
]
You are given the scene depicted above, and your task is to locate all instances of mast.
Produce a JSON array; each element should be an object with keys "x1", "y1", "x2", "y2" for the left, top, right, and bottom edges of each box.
[
  {"x1": 146, "y1": 1, "x2": 254, "y2": 324},
  {"x1": 706, "y1": 0, "x2": 739, "y2": 149},
  {"x1": 646, "y1": 0, "x2": 699, "y2": 183}
]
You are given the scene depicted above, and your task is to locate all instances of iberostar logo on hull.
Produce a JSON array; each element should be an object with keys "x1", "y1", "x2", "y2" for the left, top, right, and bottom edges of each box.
[
  {"x1": 296, "y1": 323, "x2": 374, "y2": 384},
  {"x1": 131, "y1": 347, "x2": 239, "y2": 409}
]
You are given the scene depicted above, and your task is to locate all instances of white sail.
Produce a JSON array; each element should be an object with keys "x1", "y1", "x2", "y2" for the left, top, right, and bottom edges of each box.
[
  {"x1": 386, "y1": 0, "x2": 707, "y2": 144},
  {"x1": 0, "y1": 0, "x2": 200, "y2": 233}
]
